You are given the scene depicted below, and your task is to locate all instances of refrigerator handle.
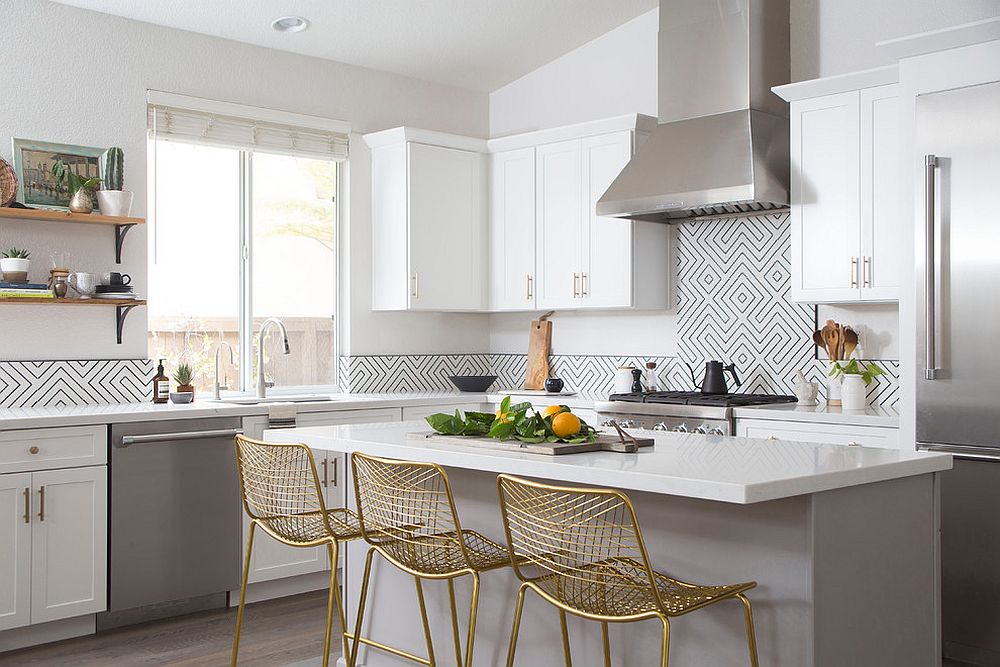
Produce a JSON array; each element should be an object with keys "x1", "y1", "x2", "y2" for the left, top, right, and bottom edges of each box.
[{"x1": 924, "y1": 154, "x2": 939, "y2": 381}]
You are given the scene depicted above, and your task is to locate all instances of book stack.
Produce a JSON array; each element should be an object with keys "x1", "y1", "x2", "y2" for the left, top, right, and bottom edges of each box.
[{"x1": 0, "y1": 282, "x2": 54, "y2": 299}]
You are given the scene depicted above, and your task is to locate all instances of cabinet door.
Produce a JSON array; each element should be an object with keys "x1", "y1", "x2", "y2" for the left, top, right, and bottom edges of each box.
[
  {"x1": 371, "y1": 142, "x2": 410, "y2": 311},
  {"x1": 408, "y1": 142, "x2": 485, "y2": 311},
  {"x1": 860, "y1": 85, "x2": 902, "y2": 301},
  {"x1": 0, "y1": 473, "x2": 31, "y2": 631},
  {"x1": 30, "y1": 466, "x2": 107, "y2": 624},
  {"x1": 489, "y1": 148, "x2": 537, "y2": 310},
  {"x1": 790, "y1": 91, "x2": 862, "y2": 302},
  {"x1": 535, "y1": 139, "x2": 584, "y2": 309},
  {"x1": 581, "y1": 131, "x2": 634, "y2": 308}
]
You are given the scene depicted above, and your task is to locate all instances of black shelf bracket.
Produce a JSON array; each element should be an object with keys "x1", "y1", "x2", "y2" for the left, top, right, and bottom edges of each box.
[
  {"x1": 116, "y1": 304, "x2": 138, "y2": 344},
  {"x1": 114, "y1": 224, "x2": 135, "y2": 264}
]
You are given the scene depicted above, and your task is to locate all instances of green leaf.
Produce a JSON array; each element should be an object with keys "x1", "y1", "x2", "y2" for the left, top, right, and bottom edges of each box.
[
  {"x1": 426, "y1": 413, "x2": 465, "y2": 435},
  {"x1": 465, "y1": 411, "x2": 495, "y2": 426},
  {"x1": 500, "y1": 395, "x2": 511, "y2": 413},
  {"x1": 489, "y1": 420, "x2": 516, "y2": 439},
  {"x1": 514, "y1": 435, "x2": 546, "y2": 444}
]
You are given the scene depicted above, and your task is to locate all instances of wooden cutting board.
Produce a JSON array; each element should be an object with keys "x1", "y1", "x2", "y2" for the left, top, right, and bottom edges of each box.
[
  {"x1": 407, "y1": 431, "x2": 654, "y2": 455},
  {"x1": 524, "y1": 311, "x2": 554, "y2": 390}
]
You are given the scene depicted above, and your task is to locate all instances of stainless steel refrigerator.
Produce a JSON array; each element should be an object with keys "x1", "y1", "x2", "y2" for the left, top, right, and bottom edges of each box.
[{"x1": 916, "y1": 80, "x2": 1000, "y2": 665}]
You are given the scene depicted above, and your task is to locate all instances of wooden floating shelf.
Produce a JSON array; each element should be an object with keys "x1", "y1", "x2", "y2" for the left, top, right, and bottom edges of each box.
[
  {"x1": 0, "y1": 297, "x2": 146, "y2": 343},
  {"x1": 0, "y1": 207, "x2": 144, "y2": 226}
]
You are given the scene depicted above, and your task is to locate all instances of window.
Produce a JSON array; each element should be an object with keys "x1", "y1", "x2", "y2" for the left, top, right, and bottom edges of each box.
[{"x1": 148, "y1": 120, "x2": 341, "y2": 395}]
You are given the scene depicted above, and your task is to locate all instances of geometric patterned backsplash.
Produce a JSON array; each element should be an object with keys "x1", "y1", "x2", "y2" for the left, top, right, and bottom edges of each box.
[{"x1": 0, "y1": 359, "x2": 153, "y2": 408}]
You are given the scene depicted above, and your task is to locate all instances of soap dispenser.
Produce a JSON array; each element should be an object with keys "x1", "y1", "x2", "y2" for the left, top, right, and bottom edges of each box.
[{"x1": 152, "y1": 359, "x2": 169, "y2": 404}]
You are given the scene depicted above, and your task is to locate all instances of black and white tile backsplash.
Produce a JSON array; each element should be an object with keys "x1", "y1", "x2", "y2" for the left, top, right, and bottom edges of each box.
[{"x1": 0, "y1": 359, "x2": 153, "y2": 408}]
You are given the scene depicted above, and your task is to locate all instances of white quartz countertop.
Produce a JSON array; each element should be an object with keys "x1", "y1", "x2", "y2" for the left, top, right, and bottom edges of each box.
[
  {"x1": 733, "y1": 402, "x2": 899, "y2": 427},
  {"x1": 265, "y1": 421, "x2": 950, "y2": 505}
]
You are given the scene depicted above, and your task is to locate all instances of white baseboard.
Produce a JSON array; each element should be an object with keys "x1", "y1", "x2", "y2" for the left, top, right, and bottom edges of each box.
[{"x1": 228, "y1": 568, "x2": 338, "y2": 606}]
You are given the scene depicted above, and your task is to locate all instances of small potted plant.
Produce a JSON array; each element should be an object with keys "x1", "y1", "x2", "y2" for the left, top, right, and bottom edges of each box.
[
  {"x1": 173, "y1": 363, "x2": 196, "y2": 398},
  {"x1": 96, "y1": 147, "x2": 133, "y2": 217},
  {"x1": 829, "y1": 360, "x2": 883, "y2": 411},
  {"x1": 1, "y1": 247, "x2": 30, "y2": 282},
  {"x1": 51, "y1": 160, "x2": 101, "y2": 214}
]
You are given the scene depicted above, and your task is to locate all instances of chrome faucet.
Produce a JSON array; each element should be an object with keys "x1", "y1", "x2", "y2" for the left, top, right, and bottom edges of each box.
[
  {"x1": 256, "y1": 318, "x2": 291, "y2": 398},
  {"x1": 213, "y1": 341, "x2": 235, "y2": 400}
]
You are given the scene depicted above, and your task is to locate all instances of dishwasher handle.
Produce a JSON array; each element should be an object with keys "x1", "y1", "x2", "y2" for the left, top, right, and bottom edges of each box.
[{"x1": 118, "y1": 428, "x2": 244, "y2": 448}]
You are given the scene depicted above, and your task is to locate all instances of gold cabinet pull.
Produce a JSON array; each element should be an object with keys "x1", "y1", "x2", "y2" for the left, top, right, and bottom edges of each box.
[
  {"x1": 526, "y1": 274, "x2": 533, "y2": 300},
  {"x1": 332, "y1": 458, "x2": 338, "y2": 487},
  {"x1": 581, "y1": 272, "x2": 588, "y2": 297},
  {"x1": 411, "y1": 273, "x2": 419, "y2": 298},
  {"x1": 572, "y1": 273, "x2": 579, "y2": 298},
  {"x1": 23, "y1": 488, "x2": 30, "y2": 524},
  {"x1": 37, "y1": 486, "x2": 45, "y2": 522},
  {"x1": 863, "y1": 257, "x2": 872, "y2": 288},
  {"x1": 322, "y1": 459, "x2": 329, "y2": 487},
  {"x1": 850, "y1": 257, "x2": 859, "y2": 288},
  {"x1": 28, "y1": 446, "x2": 39, "y2": 455}
]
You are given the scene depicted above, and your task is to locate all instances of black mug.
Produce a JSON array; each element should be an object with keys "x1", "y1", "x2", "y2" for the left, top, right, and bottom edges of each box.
[
  {"x1": 104, "y1": 272, "x2": 131, "y2": 286},
  {"x1": 544, "y1": 377, "x2": 565, "y2": 393}
]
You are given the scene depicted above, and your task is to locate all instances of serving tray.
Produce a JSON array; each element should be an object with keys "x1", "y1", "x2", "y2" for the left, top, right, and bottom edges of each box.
[{"x1": 406, "y1": 431, "x2": 653, "y2": 455}]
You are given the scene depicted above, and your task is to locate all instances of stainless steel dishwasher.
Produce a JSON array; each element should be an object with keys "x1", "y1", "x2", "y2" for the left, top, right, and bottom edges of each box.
[{"x1": 108, "y1": 417, "x2": 243, "y2": 613}]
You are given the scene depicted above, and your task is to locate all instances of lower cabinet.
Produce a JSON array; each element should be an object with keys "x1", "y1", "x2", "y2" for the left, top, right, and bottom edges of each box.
[
  {"x1": 0, "y1": 465, "x2": 107, "y2": 631},
  {"x1": 735, "y1": 418, "x2": 898, "y2": 449},
  {"x1": 240, "y1": 408, "x2": 400, "y2": 584}
]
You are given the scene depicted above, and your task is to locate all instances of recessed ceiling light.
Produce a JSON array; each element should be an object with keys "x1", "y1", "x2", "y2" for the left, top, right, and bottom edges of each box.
[{"x1": 271, "y1": 16, "x2": 310, "y2": 33}]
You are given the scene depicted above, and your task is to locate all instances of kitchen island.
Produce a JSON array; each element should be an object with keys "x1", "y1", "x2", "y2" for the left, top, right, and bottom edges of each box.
[{"x1": 266, "y1": 422, "x2": 951, "y2": 667}]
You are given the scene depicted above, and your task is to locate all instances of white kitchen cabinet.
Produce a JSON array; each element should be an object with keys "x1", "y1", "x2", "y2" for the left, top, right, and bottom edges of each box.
[
  {"x1": 535, "y1": 138, "x2": 585, "y2": 309},
  {"x1": 241, "y1": 408, "x2": 400, "y2": 584},
  {"x1": 777, "y1": 69, "x2": 902, "y2": 303},
  {"x1": 489, "y1": 147, "x2": 537, "y2": 310},
  {"x1": 735, "y1": 418, "x2": 899, "y2": 449},
  {"x1": 367, "y1": 129, "x2": 487, "y2": 312},
  {"x1": 29, "y1": 466, "x2": 107, "y2": 624},
  {"x1": 0, "y1": 473, "x2": 31, "y2": 632}
]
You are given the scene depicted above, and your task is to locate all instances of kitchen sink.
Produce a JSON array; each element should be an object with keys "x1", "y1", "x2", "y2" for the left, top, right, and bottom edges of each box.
[{"x1": 213, "y1": 395, "x2": 337, "y2": 405}]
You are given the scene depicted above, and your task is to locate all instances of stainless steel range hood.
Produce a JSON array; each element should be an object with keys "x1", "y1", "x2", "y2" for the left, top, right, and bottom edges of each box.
[{"x1": 597, "y1": 0, "x2": 790, "y2": 222}]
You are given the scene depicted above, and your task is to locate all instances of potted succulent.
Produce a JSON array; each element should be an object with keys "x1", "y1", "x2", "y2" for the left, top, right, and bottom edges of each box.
[
  {"x1": 829, "y1": 360, "x2": 884, "y2": 411},
  {"x1": 51, "y1": 160, "x2": 101, "y2": 214},
  {"x1": 96, "y1": 147, "x2": 133, "y2": 217},
  {"x1": 1, "y1": 247, "x2": 30, "y2": 282},
  {"x1": 173, "y1": 363, "x2": 196, "y2": 397}
]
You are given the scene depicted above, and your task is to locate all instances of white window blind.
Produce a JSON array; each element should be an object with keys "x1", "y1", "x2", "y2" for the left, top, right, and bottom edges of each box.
[{"x1": 147, "y1": 104, "x2": 349, "y2": 161}]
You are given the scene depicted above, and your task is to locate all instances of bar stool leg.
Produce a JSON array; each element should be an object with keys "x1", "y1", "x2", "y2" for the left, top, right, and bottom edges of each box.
[
  {"x1": 505, "y1": 583, "x2": 529, "y2": 667},
  {"x1": 658, "y1": 615, "x2": 671, "y2": 667},
  {"x1": 601, "y1": 621, "x2": 611, "y2": 667},
  {"x1": 559, "y1": 609, "x2": 572, "y2": 667},
  {"x1": 330, "y1": 542, "x2": 352, "y2": 663},
  {"x1": 447, "y1": 578, "x2": 463, "y2": 667},
  {"x1": 348, "y1": 547, "x2": 376, "y2": 667},
  {"x1": 736, "y1": 593, "x2": 760, "y2": 667},
  {"x1": 414, "y1": 576, "x2": 437, "y2": 666},
  {"x1": 231, "y1": 520, "x2": 256, "y2": 666},
  {"x1": 463, "y1": 572, "x2": 481, "y2": 667},
  {"x1": 321, "y1": 542, "x2": 340, "y2": 667}
]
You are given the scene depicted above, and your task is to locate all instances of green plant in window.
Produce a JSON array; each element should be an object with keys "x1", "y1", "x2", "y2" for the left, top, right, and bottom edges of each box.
[
  {"x1": 173, "y1": 363, "x2": 194, "y2": 388},
  {"x1": 2, "y1": 248, "x2": 30, "y2": 259}
]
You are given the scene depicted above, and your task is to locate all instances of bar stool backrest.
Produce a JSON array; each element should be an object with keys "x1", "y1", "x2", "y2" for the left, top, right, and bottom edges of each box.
[
  {"x1": 496, "y1": 474, "x2": 661, "y2": 615},
  {"x1": 234, "y1": 435, "x2": 333, "y2": 543},
  {"x1": 351, "y1": 452, "x2": 471, "y2": 571}
]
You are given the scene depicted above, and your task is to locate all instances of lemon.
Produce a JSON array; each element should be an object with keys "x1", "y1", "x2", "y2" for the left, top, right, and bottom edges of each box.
[
  {"x1": 551, "y1": 412, "x2": 582, "y2": 438},
  {"x1": 542, "y1": 405, "x2": 565, "y2": 417}
]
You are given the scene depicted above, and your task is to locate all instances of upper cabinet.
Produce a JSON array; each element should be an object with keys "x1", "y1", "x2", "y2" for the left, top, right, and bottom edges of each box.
[
  {"x1": 488, "y1": 114, "x2": 670, "y2": 312},
  {"x1": 366, "y1": 128, "x2": 487, "y2": 311},
  {"x1": 775, "y1": 67, "x2": 902, "y2": 303}
]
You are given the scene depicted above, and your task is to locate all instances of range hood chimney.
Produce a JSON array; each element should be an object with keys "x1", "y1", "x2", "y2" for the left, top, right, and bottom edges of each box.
[{"x1": 597, "y1": 0, "x2": 790, "y2": 222}]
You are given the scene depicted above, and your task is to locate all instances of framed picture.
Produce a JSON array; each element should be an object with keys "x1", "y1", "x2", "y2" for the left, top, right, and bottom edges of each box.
[{"x1": 11, "y1": 138, "x2": 105, "y2": 211}]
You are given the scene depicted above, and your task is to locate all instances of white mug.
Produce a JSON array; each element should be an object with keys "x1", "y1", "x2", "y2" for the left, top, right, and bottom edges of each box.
[{"x1": 68, "y1": 272, "x2": 99, "y2": 299}]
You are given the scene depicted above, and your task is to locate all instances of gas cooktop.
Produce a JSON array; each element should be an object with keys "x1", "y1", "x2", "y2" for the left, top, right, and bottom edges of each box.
[{"x1": 608, "y1": 391, "x2": 798, "y2": 408}]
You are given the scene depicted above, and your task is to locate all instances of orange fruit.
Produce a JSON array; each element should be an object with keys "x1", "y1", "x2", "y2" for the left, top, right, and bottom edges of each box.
[
  {"x1": 495, "y1": 409, "x2": 512, "y2": 423},
  {"x1": 542, "y1": 405, "x2": 565, "y2": 417},
  {"x1": 551, "y1": 412, "x2": 582, "y2": 438}
]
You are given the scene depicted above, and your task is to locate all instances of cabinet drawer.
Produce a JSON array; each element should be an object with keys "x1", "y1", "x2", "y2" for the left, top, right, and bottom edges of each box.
[
  {"x1": 736, "y1": 419, "x2": 898, "y2": 449},
  {"x1": 0, "y1": 426, "x2": 107, "y2": 474},
  {"x1": 294, "y1": 408, "x2": 401, "y2": 428}
]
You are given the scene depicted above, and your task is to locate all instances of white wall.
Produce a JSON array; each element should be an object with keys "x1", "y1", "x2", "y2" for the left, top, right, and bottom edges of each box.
[{"x1": 0, "y1": 0, "x2": 490, "y2": 361}]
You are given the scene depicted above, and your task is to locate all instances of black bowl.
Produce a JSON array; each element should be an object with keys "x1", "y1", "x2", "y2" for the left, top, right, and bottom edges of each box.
[{"x1": 448, "y1": 375, "x2": 498, "y2": 393}]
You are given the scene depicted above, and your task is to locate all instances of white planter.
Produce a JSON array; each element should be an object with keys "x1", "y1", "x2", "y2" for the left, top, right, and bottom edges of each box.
[
  {"x1": 841, "y1": 375, "x2": 868, "y2": 411},
  {"x1": 826, "y1": 361, "x2": 843, "y2": 406},
  {"x1": 0, "y1": 257, "x2": 29, "y2": 274},
  {"x1": 96, "y1": 190, "x2": 134, "y2": 217}
]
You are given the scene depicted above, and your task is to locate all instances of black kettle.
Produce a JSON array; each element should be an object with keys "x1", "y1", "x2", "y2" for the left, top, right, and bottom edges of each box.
[{"x1": 686, "y1": 360, "x2": 741, "y2": 395}]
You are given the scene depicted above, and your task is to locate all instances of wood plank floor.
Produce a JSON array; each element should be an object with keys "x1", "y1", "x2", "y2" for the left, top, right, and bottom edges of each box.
[{"x1": 0, "y1": 591, "x2": 340, "y2": 666}]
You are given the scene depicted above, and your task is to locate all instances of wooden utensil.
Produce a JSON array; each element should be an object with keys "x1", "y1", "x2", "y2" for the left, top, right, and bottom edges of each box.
[
  {"x1": 843, "y1": 327, "x2": 859, "y2": 360},
  {"x1": 812, "y1": 330, "x2": 825, "y2": 351},
  {"x1": 822, "y1": 320, "x2": 840, "y2": 361},
  {"x1": 524, "y1": 311, "x2": 554, "y2": 390}
]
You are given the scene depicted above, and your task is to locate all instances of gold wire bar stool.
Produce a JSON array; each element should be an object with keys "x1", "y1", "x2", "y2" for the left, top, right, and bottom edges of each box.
[
  {"x1": 496, "y1": 474, "x2": 760, "y2": 667},
  {"x1": 348, "y1": 452, "x2": 514, "y2": 667},
  {"x1": 232, "y1": 435, "x2": 362, "y2": 667}
]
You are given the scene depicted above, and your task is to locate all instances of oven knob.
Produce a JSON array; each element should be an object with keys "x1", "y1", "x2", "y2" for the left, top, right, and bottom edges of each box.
[
  {"x1": 618, "y1": 419, "x2": 638, "y2": 429},
  {"x1": 709, "y1": 427, "x2": 725, "y2": 436},
  {"x1": 694, "y1": 424, "x2": 710, "y2": 434},
  {"x1": 673, "y1": 423, "x2": 688, "y2": 433},
  {"x1": 652, "y1": 422, "x2": 669, "y2": 431},
  {"x1": 600, "y1": 419, "x2": 618, "y2": 427}
]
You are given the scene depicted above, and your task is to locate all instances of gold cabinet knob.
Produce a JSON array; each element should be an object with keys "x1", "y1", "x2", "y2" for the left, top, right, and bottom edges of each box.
[{"x1": 29, "y1": 446, "x2": 39, "y2": 454}]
